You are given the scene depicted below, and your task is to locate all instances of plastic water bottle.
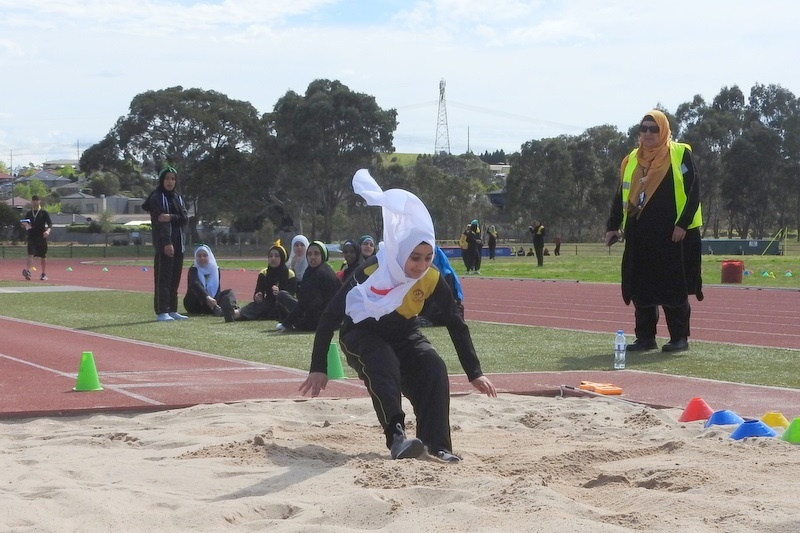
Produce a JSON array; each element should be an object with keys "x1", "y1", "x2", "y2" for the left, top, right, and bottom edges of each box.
[{"x1": 614, "y1": 330, "x2": 626, "y2": 370}]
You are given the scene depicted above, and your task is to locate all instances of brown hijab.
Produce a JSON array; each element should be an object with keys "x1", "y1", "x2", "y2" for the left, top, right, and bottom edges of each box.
[{"x1": 621, "y1": 110, "x2": 672, "y2": 214}]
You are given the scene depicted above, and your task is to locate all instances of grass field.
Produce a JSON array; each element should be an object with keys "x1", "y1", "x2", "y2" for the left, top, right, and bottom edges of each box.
[
  {"x1": 3, "y1": 241, "x2": 798, "y2": 288},
  {"x1": 1, "y1": 252, "x2": 798, "y2": 389}
]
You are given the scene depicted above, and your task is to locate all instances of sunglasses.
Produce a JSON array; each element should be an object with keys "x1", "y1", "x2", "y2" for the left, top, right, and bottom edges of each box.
[{"x1": 639, "y1": 124, "x2": 660, "y2": 134}]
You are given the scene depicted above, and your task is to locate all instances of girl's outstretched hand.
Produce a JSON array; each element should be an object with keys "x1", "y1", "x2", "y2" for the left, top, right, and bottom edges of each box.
[
  {"x1": 299, "y1": 372, "x2": 328, "y2": 398},
  {"x1": 471, "y1": 376, "x2": 497, "y2": 397}
]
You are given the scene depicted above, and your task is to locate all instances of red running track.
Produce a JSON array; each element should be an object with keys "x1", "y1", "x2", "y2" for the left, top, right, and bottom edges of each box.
[
  {"x1": 1, "y1": 258, "x2": 799, "y2": 419},
  {"x1": 3, "y1": 258, "x2": 799, "y2": 348}
]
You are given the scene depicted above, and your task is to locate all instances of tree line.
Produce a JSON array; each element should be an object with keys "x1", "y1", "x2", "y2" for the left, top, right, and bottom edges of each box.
[
  {"x1": 79, "y1": 80, "x2": 799, "y2": 245},
  {"x1": 505, "y1": 83, "x2": 800, "y2": 242}
]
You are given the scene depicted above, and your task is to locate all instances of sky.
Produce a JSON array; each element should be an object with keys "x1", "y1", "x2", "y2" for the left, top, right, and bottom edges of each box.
[{"x1": 1, "y1": 0, "x2": 799, "y2": 170}]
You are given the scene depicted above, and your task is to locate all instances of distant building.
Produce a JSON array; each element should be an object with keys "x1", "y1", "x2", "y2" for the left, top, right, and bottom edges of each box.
[
  {"x1": 16, "y1": 170, "x2": 71, "y2": 189},
  {"x1": 489, "y1": 163, "x2": 511, "y2": 178},
  {"x1": 42, "y1": 159, "x2": 81, "y2": 172},
  {"x1": 3, "y1": 197, "x2": 31, "y2": 210},
  {"x1": 60, "y1": 192, "x2": 147, "y2": 216}
]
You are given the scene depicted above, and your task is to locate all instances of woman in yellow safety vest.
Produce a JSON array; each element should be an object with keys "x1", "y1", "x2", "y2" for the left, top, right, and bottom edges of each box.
[{"x1": 604, "y1": 110, "x2": 703, "y2": 354}]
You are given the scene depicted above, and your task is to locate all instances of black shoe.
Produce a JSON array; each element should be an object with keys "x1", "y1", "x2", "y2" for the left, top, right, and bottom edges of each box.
[
  {"x1": 626, "y1": 338, "x2": 658, "y2": 352},
  {"x1": 22, "y1": 269, "x2": 31, "y2": 280},
  {"x1": 389, "y1": 423, "x2": 425, "y2": 460},
  {"x1": 221, "y1": 301, "x2": 234, "y2": 322},
  {"x1": 212, "y1": 305, "x2": 223, "y2": 317},
  {"x1": 435, "y1": 450, "x2": 461, "y2": 463},
  {"x1": 662, "y1": 338, "x2": 689, "y2": 353}
]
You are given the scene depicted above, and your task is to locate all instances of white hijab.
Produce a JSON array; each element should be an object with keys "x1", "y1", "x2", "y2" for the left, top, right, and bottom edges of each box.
[
  {"x1": 193, "y1": 244, "x2": 219, "y2": 297},
  {"x1": 289, "y1": 235, "x2": 309, "y2": 280},
  {"x1": 346, "y1": 169, "x2": 436, "y2": 323}
]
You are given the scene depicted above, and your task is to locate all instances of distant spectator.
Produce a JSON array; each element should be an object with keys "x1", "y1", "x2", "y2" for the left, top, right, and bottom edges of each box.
[
  {"x1": 554, "y1": 234, "x2": 562, "y2": 256},
  {"x1": 465, "y1": 219, "x2": 483, "y2": 275},
  {"x1": 21, "y1": 195, "x2": 52, "y2": 282},
  {"x1": 276, "y1": 241, "x2": 342, "y2": 332},
  {"x1": 487, "y1": 225, "x2": 498, "y2": 260},
  {"x1": 223, "y1": 240, "x2": 297, "y2": 322},
  {"x1": 528, "y1": 220, "x2": 546, "y2": 267},
  {"x1": 183, "y1": 244, "x2": 235, "y2": 316},
  {"x1": 358, "y1": 234, "x2": 377, "y2": 262},
  {"x1": 143, "y1": 165, "x2": 189, "y2": 322},
  {"x1": 338, "y1": 239, "x2": 363, "y2": 282},
  {"x1": 458, "y1": 224, "x2": 472, "y2": 271},
  {"x1": 288, "y1": 235, "x2": 309, "y2": 283}
]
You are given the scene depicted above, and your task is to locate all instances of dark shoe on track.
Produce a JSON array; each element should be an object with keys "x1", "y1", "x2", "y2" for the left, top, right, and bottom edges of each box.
[
  {"x1": 435, "y1": 450, "x2": 461, "y2": 463},
  {"x1": 662, "y1": 338, "x2": 689, "y2": 353},
  {"x1": 23, "y1": 269, "x2": 31, "y2": 280},
  {"x1": 390, "y1": 423, "x2": 425, "y2": 460},
  {"x1": 626, "y1": 338, "x2": 658, "y2": 352},
  {"x1": 40, "y1": 273, "x2": 48, "y2": 281}
]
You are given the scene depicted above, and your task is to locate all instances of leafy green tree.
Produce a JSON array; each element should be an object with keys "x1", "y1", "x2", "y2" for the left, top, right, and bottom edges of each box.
[
  {"x1": 97, "y1": 210, "x2": 114, "y2": 234},
  {"x1": 83, "y1": 86, "x2": 263, "y2": 235},
  {"x1": 675, "y1": 89, "x2": 745, "y2": 237},
  {"x1": 90, "y1": 173, "x2": 121, "y2": 197},
  {"x1": 14, "y1": 180, "x2": 48, "y2": 200},
  {"x1": 269, "y1": 79, "x2": 398, "y2": 242},
  {"x1": 13, "y1": 183, "x2": 30, "y2": 199},
  {"x1": 722, "y1": 124, "x2": 782, "y2": 238}
]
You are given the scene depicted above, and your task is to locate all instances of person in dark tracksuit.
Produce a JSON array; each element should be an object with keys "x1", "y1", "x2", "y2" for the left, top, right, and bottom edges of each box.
[
  {"x1": 529, "y1": 221, "x2": 546, "y2": 267},
  {"x1": 300, "y1": 169, "x2": 496, "y2": 463},
  {"x1": 487, "y1": 225, "x2": 498, "y2": 260},
  {"x1": 21, "y1": 195, "x2": 53, "y2": 281},
  {"x1": 465, "y1": 219, "x2": 483, "y2": 274},
  {"x1": 337, "y1": 239, "x2": 363, "y2": 282},
  {"x1": 224, "y1": 240, "x2": 297, "y2": 322},
  {"x1": 143, "y1": 165, "x2": 189, "y2": 322},
  {"x1": 276, "y1": 240, "x2": 342, "y2": 332}
]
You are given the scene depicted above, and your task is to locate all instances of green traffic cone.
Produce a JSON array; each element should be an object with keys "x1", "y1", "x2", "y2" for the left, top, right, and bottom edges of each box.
[
  {"x1": 73, "y1": 351, "x2": 103, "y2": 391},
  {"x1": 326, "y1": 343, "x2": 346, "y2": 379}
]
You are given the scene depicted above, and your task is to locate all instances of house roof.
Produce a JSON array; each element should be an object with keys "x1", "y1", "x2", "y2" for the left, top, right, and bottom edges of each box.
[
  {"x1": 61, "y1": 192, "x2": 96, "y2": 199},
  {"x1": 16, "y1": 170, "x2": 70, "y2": 184},
  {"x1": 3, "y1": 197, "x2": 31, "y2": 208}
]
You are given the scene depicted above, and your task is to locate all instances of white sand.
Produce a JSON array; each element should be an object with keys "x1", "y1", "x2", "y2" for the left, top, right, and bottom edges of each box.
[{"x1": 2, "y1": 394, "x2": 799, "y2": 532}]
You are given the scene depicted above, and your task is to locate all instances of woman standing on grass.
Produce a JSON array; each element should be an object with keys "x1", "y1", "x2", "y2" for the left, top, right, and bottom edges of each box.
[{"x1": 143, "y1": 165, "x2": 189, "y2": 322}]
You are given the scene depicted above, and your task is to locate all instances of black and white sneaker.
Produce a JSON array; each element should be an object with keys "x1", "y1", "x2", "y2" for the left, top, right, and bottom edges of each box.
[
  {"x1": 389, "y1": 423, "x2": 425, "y2": 460},
  {"x1": 22, "y1": 269, "x2": 31, "y2": 280},
  {"x1": 435, "y1": 450, "x2": 461, "y2": 463}
]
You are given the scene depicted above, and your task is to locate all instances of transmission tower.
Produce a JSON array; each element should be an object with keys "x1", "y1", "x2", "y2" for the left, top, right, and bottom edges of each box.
[{"x1": 434, "y1": 78, "x2": 451, "y2": 155}]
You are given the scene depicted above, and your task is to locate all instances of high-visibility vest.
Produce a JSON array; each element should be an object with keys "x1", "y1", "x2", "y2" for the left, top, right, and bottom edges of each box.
[{"x1": 621, "y1": 142, "x2": 703, "y2": 230}]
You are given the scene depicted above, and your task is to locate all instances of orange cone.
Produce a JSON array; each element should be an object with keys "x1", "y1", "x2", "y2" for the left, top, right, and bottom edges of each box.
[{"x1": 678, "y1": 397, "x2": 713, "y2": 422}]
